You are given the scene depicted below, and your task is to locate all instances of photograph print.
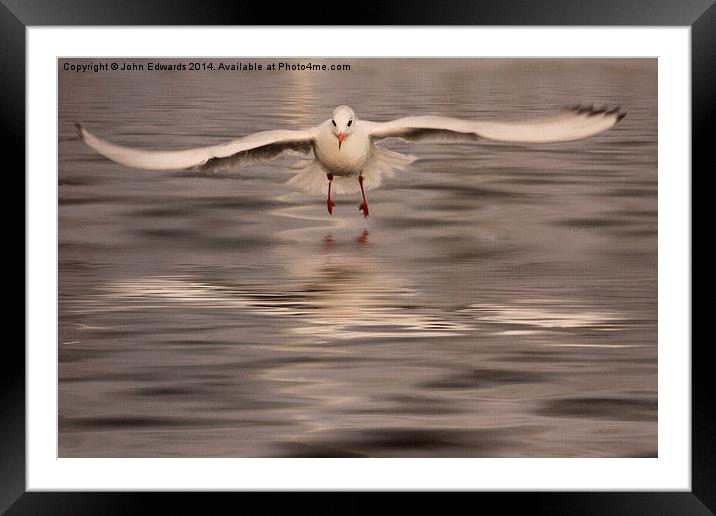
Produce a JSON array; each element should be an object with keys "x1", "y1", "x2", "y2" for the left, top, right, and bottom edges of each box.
[{"x1": 58, "y1": 58, "x2": 657, "y2": 458}]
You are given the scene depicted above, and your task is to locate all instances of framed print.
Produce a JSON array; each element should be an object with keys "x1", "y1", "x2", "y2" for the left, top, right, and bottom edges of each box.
[{"x1": 7, "y1": 0, "x2": 710, "y2": 514}]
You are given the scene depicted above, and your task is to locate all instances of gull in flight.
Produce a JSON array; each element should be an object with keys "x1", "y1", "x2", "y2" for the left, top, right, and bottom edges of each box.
[{"x1": 77, "y1": 104, "x2": 626, "y2": 217}]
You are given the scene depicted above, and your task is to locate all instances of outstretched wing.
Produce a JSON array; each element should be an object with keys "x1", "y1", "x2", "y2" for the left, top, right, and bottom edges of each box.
[
  {"x1": 76, "y1": 123, "x2": 316, "y2": 172},
  {"x1": 366, "y1": 105, "x2": 626, "y2": 144}
]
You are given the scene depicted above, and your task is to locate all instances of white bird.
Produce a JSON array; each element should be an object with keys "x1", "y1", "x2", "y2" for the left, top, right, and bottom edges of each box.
[{"x1": 77, "y1": 104, "x2": 626, "y2": 217}]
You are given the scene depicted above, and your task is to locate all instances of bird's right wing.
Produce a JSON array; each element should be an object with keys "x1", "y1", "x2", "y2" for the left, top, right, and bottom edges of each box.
[
  {"x1": 365, "y1": 105, "x2": 626, "y2": 144},
  {"x1": 77, "y1": 123, "x2": 316, "y2": 171}
]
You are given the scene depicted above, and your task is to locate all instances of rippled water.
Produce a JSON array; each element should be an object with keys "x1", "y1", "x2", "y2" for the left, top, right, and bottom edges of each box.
[{"x1": 58, "y1": 59, "x2": 657, "y2": 457}]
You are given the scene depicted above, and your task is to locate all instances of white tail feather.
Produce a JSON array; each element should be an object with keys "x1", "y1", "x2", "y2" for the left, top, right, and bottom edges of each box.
[{"x1": 286, "y1": 147, "x2": 417, "y2": 195}]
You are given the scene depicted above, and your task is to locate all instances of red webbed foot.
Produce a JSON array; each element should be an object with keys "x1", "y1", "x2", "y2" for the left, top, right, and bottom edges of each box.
[{"x1": 358, "y1": 202, "x2": 369, "y2": 217}]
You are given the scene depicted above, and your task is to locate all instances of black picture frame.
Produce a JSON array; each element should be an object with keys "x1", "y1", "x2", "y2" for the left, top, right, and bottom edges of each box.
[{"x1": 6, "y1": 1, "x2": 709, "y2": 514}]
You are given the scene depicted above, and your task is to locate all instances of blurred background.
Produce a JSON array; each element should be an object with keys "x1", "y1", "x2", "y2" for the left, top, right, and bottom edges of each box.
[{"x1": 58, "y1": 58, "x2": 657, "y2": 457}]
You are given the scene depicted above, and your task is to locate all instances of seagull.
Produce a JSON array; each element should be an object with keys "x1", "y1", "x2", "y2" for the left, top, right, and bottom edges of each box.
[{"x1": 77, "y1": 104, "x2": 626, "y2": 217}]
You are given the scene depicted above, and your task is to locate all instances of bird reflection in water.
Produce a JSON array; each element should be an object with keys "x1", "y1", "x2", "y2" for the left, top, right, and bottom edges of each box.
[
  {"x1": 323, "y1": 233, "x2": 335, "y2": 252},
  {"x1": 324, "y1": 229, "x2": 369, "y2": 251},
  {"x1": 355, "y1": 229, "x2": 369, "y2": 245},
  {"x1": 107, "y1": 231, "x2": 468, "y2": 343}
]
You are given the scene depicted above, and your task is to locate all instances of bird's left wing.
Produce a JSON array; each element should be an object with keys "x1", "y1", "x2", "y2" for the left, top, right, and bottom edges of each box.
[
  {"x1": 365, "y1": 105, "x2": 626, "y2": 144},
  {"x1": 77, "y1": 123, "x2": 316, "y2": 172}
]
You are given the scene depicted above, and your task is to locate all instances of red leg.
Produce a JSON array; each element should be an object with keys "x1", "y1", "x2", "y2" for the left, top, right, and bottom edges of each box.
[
  {"x1": 326, "y1": 173, "x2": 336, "y2": 215},
  {"x1": 358, "y1": 175, "x2": 369, "y2": 217}
]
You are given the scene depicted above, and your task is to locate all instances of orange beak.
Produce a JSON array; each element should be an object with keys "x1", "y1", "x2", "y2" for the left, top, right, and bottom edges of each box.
[{"x1": 338, "y1": 132, "x2": 344, "y2": 150}]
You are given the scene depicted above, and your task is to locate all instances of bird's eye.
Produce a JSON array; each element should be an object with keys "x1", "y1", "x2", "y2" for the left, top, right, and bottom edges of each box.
[
  {"x1": 332, "y1": 120, "x2": 336, "y2": 127},
  {"x1": 347, "y1": 119, "x2": 353, "y2": 127}
]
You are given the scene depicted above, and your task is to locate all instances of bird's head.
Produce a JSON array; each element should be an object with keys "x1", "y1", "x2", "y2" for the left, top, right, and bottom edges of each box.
[{"x1": 331, "y1": 105, "x2": 356, "y2": 150}]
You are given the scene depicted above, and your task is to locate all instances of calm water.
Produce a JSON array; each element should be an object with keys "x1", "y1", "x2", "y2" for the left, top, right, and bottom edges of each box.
[{"x1": 58, "y1": 59, "x2": 657, "y2": 457}]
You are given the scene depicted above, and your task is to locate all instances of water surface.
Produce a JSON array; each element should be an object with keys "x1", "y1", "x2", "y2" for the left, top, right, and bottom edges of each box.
[{"x1": 59, "y1": 58, "x2": 657, "y2": 457}]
